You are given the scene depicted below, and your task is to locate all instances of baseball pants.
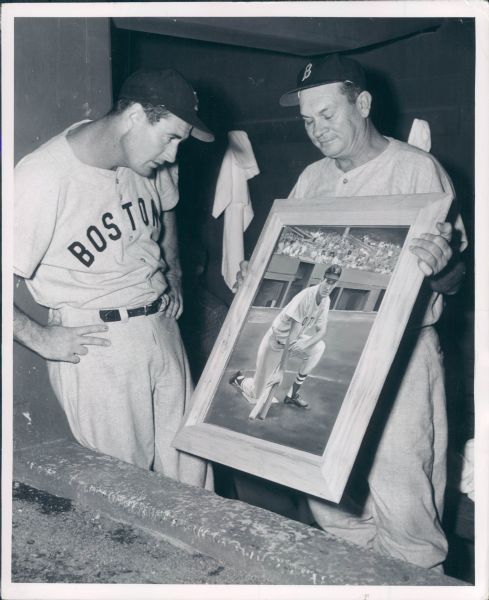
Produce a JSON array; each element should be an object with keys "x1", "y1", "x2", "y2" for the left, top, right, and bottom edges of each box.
[
  {"x1": 241, "y1": 328, "x2": 326, "y2": 400},
  {"x1": 47, "y1": 304, "x2": 213, "y2": 489},
  {"x1": 308, "y1": 326, "x2": 447, "y2": 570}
]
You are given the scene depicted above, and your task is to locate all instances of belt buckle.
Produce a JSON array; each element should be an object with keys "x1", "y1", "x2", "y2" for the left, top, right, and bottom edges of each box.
[
  {"x1": 100, "y1": 309, "x2": 121, "y2": 322},
  {"x1": 144, "y1": 297, "x2": 160, "y2": 316}
]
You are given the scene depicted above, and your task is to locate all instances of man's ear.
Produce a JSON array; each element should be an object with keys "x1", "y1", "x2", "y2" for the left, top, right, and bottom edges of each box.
[
  {"x1": 122, "y1": 102, "x2": 147, "y2": 131},
  {"x1": 356, "y1": 91, "x2": 372, "y2": 118}
]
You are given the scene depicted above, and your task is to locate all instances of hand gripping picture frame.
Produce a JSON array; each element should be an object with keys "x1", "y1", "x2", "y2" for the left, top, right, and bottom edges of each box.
[{"x1": 174, "y1": 193, "x2": 453, "y2": 503}]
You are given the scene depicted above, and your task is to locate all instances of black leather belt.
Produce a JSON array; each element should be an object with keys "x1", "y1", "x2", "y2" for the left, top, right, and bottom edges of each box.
[{"x1": 99, "y1": 297, "x2": 166, "y2": 322}]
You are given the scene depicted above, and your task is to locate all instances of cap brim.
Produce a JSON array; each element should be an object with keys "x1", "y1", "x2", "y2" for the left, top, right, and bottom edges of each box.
[
  {"x1": 279, "y1": 81, "x2": 340, "y2": 107},
  {"x1": 168, "y1": 105, "x2": 214, "y2": 142},
  {"x1": 279, "y1": 78, "x2": 361, "y2": 107},
  {"x1": 279, "y1": 88, "x2": 302, "y2": 107},
  {"x1": 191, "y1": 126, "x2": 215, "y2": 143}
]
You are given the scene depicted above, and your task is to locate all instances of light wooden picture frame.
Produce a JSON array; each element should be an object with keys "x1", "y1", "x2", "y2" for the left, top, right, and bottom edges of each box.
[{"x1": 174, "y1": 193, "x2": 453, "y2": 502}]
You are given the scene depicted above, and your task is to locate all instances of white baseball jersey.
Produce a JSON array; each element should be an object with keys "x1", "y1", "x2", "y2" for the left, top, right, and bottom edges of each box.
[
  {"x1": 272, "y1": 285, "x2": 330, "y2": 344},
  {"x1": 14, "y1": 121, "x2": 179, "y2": 310},
  {"x1": 288, "y1": 137, "x2": 467, "y2": 327}
]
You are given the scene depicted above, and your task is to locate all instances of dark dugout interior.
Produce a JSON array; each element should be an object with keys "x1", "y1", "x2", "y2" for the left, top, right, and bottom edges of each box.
[{"x1": 13, "y1": 16, "x2": 475, "y2": 582}]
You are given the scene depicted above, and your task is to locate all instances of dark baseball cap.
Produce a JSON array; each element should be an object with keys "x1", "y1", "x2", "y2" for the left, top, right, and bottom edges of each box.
[
  {"x1": 279, "y1": 55, "x2": 366, "y2": 107},
  {"x1": 118, "y1": 68, "x2": 214, "y2": 142},
  {"x1": 323, "y1": 264, "x2": 342, "y2": 280}
]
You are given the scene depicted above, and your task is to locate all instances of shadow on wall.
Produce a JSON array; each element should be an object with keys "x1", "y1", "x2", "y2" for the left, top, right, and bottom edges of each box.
[
  {"x1": 366, "y1": 68, "x2": 402, "y2": 140},
  {"x1": 177, "y1": 82, "x2": 242, "y2": 307}
]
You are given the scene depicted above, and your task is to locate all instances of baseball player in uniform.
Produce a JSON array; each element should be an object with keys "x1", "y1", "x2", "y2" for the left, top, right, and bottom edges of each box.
[
  {"x1": 13, "y1": 69, "x2": 214, "y2": 488},
  {"x1": 231, "y1": 265, "x2": 341, "y2": 408}
]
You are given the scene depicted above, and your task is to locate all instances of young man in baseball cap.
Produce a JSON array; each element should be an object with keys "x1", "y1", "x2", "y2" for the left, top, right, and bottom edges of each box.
[{"x1": 13, "y1": 68, "x2": 214, "y2": 488}]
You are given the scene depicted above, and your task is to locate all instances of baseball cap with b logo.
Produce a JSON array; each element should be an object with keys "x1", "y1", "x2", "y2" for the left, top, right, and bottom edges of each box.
[
  {"x1": 118, "y1": 68, "x2": 214, "y2": 142},
  {"x1": 279, "y1": 54, "x2": 366, "y2": 107}
]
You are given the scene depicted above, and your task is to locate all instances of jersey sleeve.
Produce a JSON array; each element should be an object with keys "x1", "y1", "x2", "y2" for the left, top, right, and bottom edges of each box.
[
  {"x1": 14, "y1": 155, "x2": 60, "y2": 279},
  {"x1": 423, "y1": 154, "x2": 468, "y2": 253},
  {"x1": 287, "y1": 179, "x2": 301, "y2": 200},
  {"x1": 401, "y1": 148, "x2": 468, "y2": 254},
  {"x1": 155, "y1": 163, "x2": 179, "y2": 211}
]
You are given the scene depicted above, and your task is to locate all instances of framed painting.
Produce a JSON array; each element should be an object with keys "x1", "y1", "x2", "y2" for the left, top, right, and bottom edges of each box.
[{"x1": 174, "y1": 193, "x2": 453, "y2": 502}]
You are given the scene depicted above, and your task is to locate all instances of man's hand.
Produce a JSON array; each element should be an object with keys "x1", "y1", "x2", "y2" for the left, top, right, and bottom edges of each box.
[
  {"x1": 232, "y1": 260, "x2": 249, "y2": 293},
  {"x1": 289, "y1": 338, "x2": 309, "y2": 355},
  {"x1": 410, "y1": 222, "x2": 453, "y2": 277},
  {"x1": 14, "y1": 302, "x2": 110, "y2": 364},
  {"x1": 164, "y1": 275, "x2": 183, "y2": 319},
  {"x1": 38, "y1": 324, "x2": 110, "y2": 364}
]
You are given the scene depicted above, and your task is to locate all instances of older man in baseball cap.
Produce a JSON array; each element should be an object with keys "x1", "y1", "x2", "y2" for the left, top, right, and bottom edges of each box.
[
  {"x1": 235, "y1": 52, "x2": 467, "y2": 569},
  {"x1": 13, "y1": 68, "x2": 214, "y2": 488},
  {"x1": 279, "y1": 54, "x2": 467, "y2": 571}
]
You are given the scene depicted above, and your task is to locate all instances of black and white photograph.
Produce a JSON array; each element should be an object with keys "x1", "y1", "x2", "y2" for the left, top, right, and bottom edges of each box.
[{"x1": 2, "y1": 3, "x2": 488, "y2": 600}]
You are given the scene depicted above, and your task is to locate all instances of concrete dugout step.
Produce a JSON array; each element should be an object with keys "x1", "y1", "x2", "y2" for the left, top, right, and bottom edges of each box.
[{"x1": 13, "y1": 440, "x2": 467, "y2": 586}]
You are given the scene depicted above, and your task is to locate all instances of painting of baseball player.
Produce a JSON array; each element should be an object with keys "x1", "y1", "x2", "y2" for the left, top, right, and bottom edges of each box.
[
  {"x1": 230, "y1": 264, "x2": 342, "y2": 409},
  {"x1": 13, "y1": 69, "x2": 214, "y2": 488}
]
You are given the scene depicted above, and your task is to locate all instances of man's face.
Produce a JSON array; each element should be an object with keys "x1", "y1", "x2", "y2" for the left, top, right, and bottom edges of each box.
[
  {"x1": 122, "y1": 110, "x2": 191, "y2": 177},
  {"x1": 318, "y1": 277, "x2": 338, "y2": 298},
  {"x1": 299, "y1": 83, "x2": 366, "y2": 160}
]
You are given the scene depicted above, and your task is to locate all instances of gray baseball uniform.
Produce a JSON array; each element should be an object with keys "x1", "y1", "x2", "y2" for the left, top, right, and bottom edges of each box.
[
  {"x1": 14, "y1": 121, "x2": 211, "y2": 487},
  {"x1": 240, "y1": 285, "x2": 329, "y2": 401}
]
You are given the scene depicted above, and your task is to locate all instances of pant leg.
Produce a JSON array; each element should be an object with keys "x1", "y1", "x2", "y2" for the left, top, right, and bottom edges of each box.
[
  {"x1": 48, "y1": 307, "x2": 213, "y2": 489},
  {"x1": 300, "y1": 340, "x2": 326, "y2": 374},
  {"x1": 367, "y1": 327, "x2": 448, "y2": 569},
  {"x1": 47, "y1": 308, "x2": 158, "y2": 469},
  {"x1": 151, "y1": 313, "x2": 213, "y2": 489},
  {"x1": 309, "y1": 327, "x2": 448, "y2": 570},
  {"x1": 284, "y1": 340, "x2": 327, "y2": 399},
  {"x1": 308, "y1": 493, "x2": 377, "y2": 549}
]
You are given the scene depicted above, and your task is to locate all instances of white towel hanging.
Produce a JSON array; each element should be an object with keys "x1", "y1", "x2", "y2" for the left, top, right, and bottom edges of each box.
[
  {"x1": 212, "y1": 131, "x2": 260, "y2": 289},
  {"x1": 408, "y1": 118, "x2": 431, "y2": 152}
]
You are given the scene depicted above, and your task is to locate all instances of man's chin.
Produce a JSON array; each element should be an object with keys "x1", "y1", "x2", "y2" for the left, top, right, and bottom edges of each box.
[
  {"x1": 134, "y1": 165, "x2": 156, "y2": 178},
  {"x1": 319, "y1": 142, "x2": 340, "y2": 157}
]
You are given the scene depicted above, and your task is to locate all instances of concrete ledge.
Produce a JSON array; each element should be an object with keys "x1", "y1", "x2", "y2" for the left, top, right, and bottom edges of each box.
[{"x1": 14, "y1": 440, "x2": 466, "y2": 586}]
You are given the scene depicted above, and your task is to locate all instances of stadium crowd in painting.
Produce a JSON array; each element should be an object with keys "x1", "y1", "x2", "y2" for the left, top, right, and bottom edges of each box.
[{"x1": 275, "y1": 228, "x2": 402, "y2": 275}]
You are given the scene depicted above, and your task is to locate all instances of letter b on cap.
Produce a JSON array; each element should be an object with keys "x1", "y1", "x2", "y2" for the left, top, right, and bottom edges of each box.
[{"x1": 302, "y1": 63, "x2": 313, "y2": 82}]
